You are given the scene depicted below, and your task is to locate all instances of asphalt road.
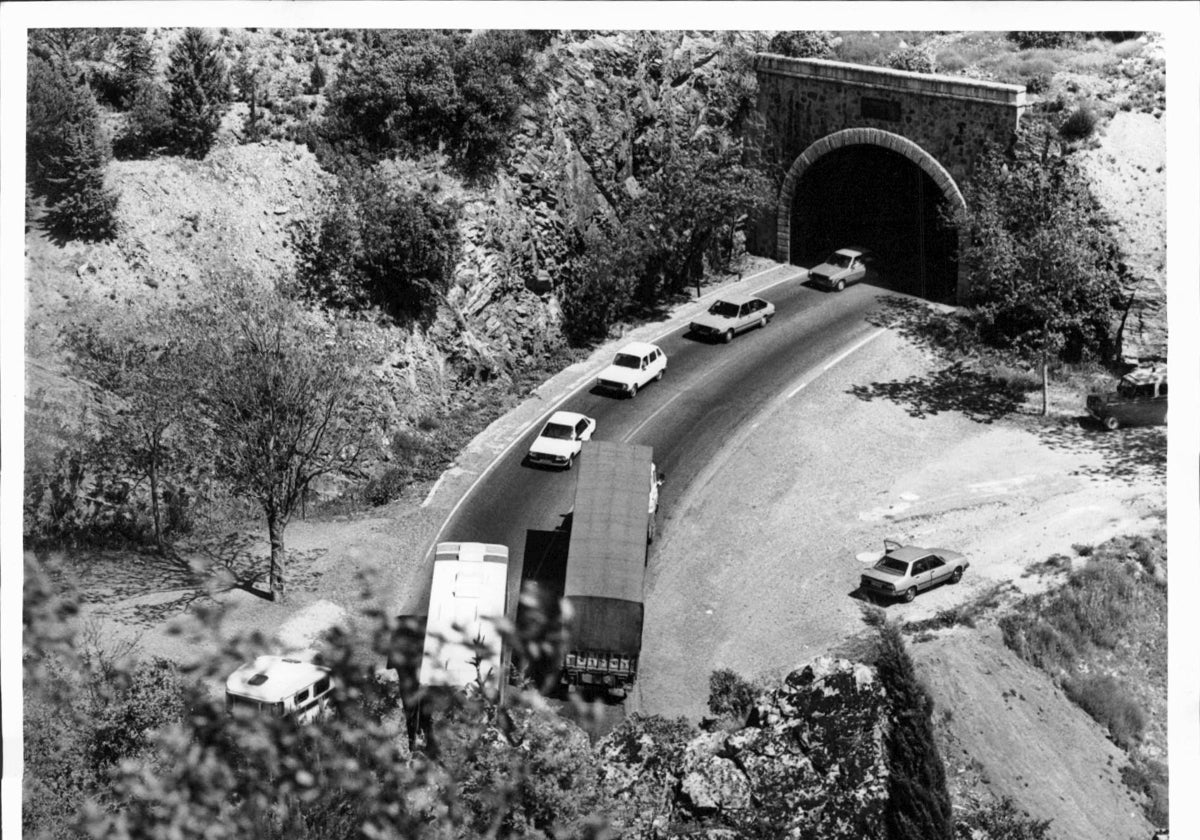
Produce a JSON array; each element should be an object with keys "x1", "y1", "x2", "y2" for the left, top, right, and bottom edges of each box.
[{"x1": 407, "y1": 274, "x2": 895, "y2": 641}]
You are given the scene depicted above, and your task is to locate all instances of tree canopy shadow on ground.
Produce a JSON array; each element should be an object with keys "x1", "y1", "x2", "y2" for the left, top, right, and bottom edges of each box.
[
  {"x1": 47, "y1": 534, "x2": 328, "y2": 628},
  {"x1": 1028, "y1": 416, "x2": 1166, "y2": 485}
]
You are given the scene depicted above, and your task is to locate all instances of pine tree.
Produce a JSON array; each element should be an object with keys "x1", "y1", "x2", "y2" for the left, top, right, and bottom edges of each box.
[
  {"x1": 27, "y1": 56, "x2": 118, "y2": 240},
  {"x1": 115, "y1": 29, "x2": 155, "y2": 107},
  {"x1": 166, "y1": 28, "x2": 229, "y2": 158}
]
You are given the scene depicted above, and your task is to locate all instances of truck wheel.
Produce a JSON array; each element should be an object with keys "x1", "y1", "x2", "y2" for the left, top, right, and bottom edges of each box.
[
  {"x1": 1103, "y1": 415, "x2": 1120, "y2": 431},
  {"x1": 950, "y1": 568, "x2": 963, "y2": 583},
  {"x1": 903, "y1": 587, "x2": 917, "y2": 603},
  {"x1": 835, "y1": 279, "x2": 845, "y2": 292},
  {"x1": 723, "y1": 329, "x2": 734, "y2": 343}
]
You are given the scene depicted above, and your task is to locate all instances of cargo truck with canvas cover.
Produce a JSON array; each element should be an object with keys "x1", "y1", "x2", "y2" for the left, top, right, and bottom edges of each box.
[
  {"x1": 562, "y1": 441, "x2": 659, "y2": 695},
  {"x1": 419, "y1": 542, "x2": 510, "y2": 696}
]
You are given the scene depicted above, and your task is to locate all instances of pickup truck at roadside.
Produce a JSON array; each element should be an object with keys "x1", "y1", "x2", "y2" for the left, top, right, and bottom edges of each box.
[{"x1": 1086, "y1": 365, "x2": 1167, "y2": 430}]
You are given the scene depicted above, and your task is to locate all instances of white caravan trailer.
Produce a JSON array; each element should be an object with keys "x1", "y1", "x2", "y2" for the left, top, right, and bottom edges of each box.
[
  {"x1": 419, "y1": 541, "x2": 510, "y2": 695},
  {"x1": 225, "y1": 654, "x2": 333, "y2": 722}
]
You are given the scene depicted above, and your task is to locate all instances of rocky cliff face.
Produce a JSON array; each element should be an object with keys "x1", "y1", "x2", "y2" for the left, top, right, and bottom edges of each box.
[{"x1": 598, "y1": 657, "x2": 889, "y2": 838}]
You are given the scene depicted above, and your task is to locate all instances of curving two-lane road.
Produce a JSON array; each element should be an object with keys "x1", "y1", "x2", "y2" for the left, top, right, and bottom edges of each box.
[{"x1": 403, "y1": 270, "x2": 897, "y2": 653}]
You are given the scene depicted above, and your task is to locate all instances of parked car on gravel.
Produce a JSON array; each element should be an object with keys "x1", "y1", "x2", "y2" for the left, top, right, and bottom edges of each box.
[
  {"x1": 595, "y1": 341, "x2": 667, "y2": 398},
  {"x1": 526, "y1": 410, "x2": 596, "y2": 469},
  {"x1": 859, "y1": 540, "x2": 968, "y2": 603},
  {"x1": 809, "y1": 247, "x2": 876, "y2": 292},
  {"x1": 689, "y1": 293, "x2": 775, "y2": 343},
  {"x1": 1086, "y1": 365, "x2": 1167, "y2": 430}
]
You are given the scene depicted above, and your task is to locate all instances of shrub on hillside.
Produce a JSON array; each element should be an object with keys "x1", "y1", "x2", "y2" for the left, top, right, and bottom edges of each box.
[
  {"x1": 887, "y1": 45, "x2": 937, "y2": 74},
  {"x1": 1007, "y1": 32, "x2": 1084, "y2": 50},
  {"x1": 1059, "y1": 106, "x2": 1099, "y2": 141},
  {"x1": 1063, "y1": 674, "x2": 1146, "y2": 749},
  {"x1": 1121, "y1": 758, "x2": 1168, "y2": 827},
  {"x1": 708, "y1": 668, "x2": 761, "y2": 721},
  {"x1": 954, "y1": 797, "x2": 1054, "y2": 839},
  {"x1": 767, "y1": 31, "x2": 836, "y2": 59},
  {"x1": 297, "y1": 171, "x2": 462, "y2": 319}
]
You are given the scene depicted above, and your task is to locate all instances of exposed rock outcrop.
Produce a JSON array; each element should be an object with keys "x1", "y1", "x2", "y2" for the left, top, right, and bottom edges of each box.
[{"x1": 599, "y1": 657, "x2": 890, "y2": 839}]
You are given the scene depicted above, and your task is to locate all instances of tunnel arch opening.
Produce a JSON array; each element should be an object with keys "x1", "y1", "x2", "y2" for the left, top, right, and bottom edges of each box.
[{"x1": 775, "y1": 128, "x2": 967, "y2": 303}]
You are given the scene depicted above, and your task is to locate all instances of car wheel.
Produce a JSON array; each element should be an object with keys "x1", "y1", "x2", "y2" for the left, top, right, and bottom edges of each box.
[
  {"x1": 835, "y1": 279, "x2": 845, "y2": 292},
  {"x1": 566, "y1": 454, "x2": 575, "y2": 470},
  {"x1": 655, "y1": 369, "x2": 664, "y2": 382},
  {"x1": 1103, "y1": 415, "x2": 1120, "y2": 431},
  {"x1": 950, "y1": 567, "x2": 963, "y2": 584},
  {"x1": 629, "y1": 383, "x2": 638, "y2": 398},
  {"x1": 758, "y1": 317, "x2": 767, "y2": 330},
  {"x1": 723, "y1": 329, "x2": 734, "y2": 343},
  {"x1": 903, "y1": 587, "x2": 917, "y2": 603}
]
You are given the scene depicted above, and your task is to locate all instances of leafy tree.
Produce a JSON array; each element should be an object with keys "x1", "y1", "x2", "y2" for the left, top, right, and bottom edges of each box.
[
  {"x1": 308, "y1": 56, "x2": 326, "y2": 93},
  {"x1": 63, "y1": 301, "x2": 208, "y2": 551},
  {"x1": 166, "y1": 27, "x2": 230, "y2": 158},
  {"x1": 27, "y1": 55, "x2": 118, "y2": 239},
  {"x1": 558, "y1": 221, "x2": 644, "y2": 343},
  {"x1": 863, "y1": 609, "x2": 954, "y2": 840},
  {"x1": 231, "y1": 53, "x2": 269, "y2": 143},
  {"x1": 191, "y1": 285, "x2": 379, "y2": 601},
  {"x1": 767, "y1": 30, "x2": 837, "y2": 59},
  {"x1": 957, "y1": 139, "x2": 1123, "y2": 414},
  {"x1": 298, "y1": 171, "x2": 462, "y2": 319}
]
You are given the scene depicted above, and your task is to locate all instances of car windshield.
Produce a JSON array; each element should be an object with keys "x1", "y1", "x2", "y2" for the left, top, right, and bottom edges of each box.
[
  {"x1": 875, "y1": 557, "x2": 909, "y2": 575},
  {"x1": 708, "y1": 301, "x2": 739, "y2": 318},
  {"x1": 613, "y1": 353, "x2": 641, "y2": 369},
  {"x1": 827, "y1": 253, "x2": 853, "y2": 268},
  {"x1": 540, "y1": 423, "x2": 574, "y2": 440}
]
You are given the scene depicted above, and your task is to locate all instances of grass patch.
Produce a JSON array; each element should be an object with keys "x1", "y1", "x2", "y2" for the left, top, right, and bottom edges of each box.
[
  {"x1": 1063, "y1": 673, "x2": 1146, "y2": 749},
  {"x1": 832, "y1": 31, "x2": 931, "y2": 67}
]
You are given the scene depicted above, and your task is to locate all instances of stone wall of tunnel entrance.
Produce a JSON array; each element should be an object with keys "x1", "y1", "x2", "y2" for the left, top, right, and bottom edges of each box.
[{"x1": 779, "y1": 129, "x2": 967, "y2": 303}]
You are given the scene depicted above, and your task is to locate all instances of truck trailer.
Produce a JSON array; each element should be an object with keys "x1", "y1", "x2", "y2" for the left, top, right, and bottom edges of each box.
[
  {"x1": 419, "y1": 541, "x2": 510, "y2": 696},
  {"x1": 561, "y1": 441, "x2": 659, "y2": 695}
]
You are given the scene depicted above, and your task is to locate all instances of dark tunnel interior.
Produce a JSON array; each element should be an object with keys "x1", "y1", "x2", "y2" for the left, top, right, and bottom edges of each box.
[{"x1": 790, "y1": 144, "x2": 960, "y2": 303}]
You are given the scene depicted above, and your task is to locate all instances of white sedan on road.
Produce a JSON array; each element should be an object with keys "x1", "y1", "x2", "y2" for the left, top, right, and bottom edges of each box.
[
  {"x1": 595, "y1": 341, "x2": 668, "y2": 398},
  {"x1": 689, "y1": 293, "x2": 775, "y2": 343},
  {"x1": 526, "y1": 410, "x2": 597, "y2": 469}
]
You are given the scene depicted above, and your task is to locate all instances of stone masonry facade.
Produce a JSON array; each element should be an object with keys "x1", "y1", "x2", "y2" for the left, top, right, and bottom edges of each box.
[{"x1": 756, "y1": 56, "x2": 1026, "y2": 300}]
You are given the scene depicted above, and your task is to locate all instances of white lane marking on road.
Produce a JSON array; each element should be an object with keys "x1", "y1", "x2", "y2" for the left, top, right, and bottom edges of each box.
[
  {"x1": 823, "y1": 328, "x2": 887, "y2": 371},
  {"x1": 423, "y1": 265, "x2": 808, "y2": 555},
  {"x1": 785, "y1": 380, "x2": 808, "y2": 399},
  {"x1": 621, "y1": 391, "x2": 684, "y2": 443}
]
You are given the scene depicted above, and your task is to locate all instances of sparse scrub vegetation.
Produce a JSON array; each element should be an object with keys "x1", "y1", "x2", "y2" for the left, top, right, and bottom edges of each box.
[
  {"x1": 887, "y1": 45, "x2": 937, "y2": 74},
  {"x1": 707, "y1": 667, "x2": 763, "y2": 721},
  {"x1": 767, "y1": 30, "x2": 836, "y2": 59},
  {"x1": 1063, "y1": 674, "x2": 1146, "y2": 749},
  {"x1": 1007, "y1": 32, "x2": 1084, "y2": 50}
]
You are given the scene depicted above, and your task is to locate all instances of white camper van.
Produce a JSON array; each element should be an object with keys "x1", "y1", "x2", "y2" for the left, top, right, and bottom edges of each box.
[
  {"x1": 419, "y1": 541, "x2": 510, "y2": 695},
  {"x1": 225, "y1": 655, "x2": 333, "y2": 722}
]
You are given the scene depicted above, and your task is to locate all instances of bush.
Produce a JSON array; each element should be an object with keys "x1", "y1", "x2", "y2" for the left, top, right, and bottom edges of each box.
[
  {"x1": 707, "y1": 668, "x2": 760, "y2": 720},
  {"x1": 936, "y1": 50, "x2": 968, "y2": 73},
  {"x1": 1060, "y1": 105, "x2": 1099, "y2": 141},
  {"x1": 1121, "y1": 758, "x2": 1168, "y2": 827},
  {"x1": 887, "y1": 45, "x2": 937, "y2": 74},
  {"x1": 1007, "y1": 32, "x2": 1084, "y2": 50},
  {"x1": 767, "y1": 31, "x2": 836, "y2": 59},
  {"x1": 1063, "y1": 673, "x2": 1146, "y2": 749},
  {"x1": 955, "y1": 796, "x2": 1054, "y2": 839}
]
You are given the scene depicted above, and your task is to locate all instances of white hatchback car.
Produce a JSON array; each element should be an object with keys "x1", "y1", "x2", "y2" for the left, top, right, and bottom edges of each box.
[
  {"x1": 595, "y1": 341, "x2": 668, "y2": 398},
  {"x1": 526, "y1": 410, "x2": 597, "y2": 469}
]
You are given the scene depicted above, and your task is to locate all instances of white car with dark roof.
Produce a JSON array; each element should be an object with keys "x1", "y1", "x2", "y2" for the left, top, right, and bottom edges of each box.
[
  {"x1": 526, "y1": 410, "x2": 597, "y2": 469},
  {"x1": 595, "y1": 341, "x2": 667, "y2": 398}
]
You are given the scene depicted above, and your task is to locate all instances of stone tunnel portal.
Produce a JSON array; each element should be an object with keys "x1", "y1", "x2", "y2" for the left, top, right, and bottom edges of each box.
[{"x1": 790, "y1": 142, "x2": 960, "y2": 303}]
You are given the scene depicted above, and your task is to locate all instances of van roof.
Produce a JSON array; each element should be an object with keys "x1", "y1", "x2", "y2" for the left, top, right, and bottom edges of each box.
[{"x1": 225, "y1": 655, "x2": 331, "y2": 701}]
